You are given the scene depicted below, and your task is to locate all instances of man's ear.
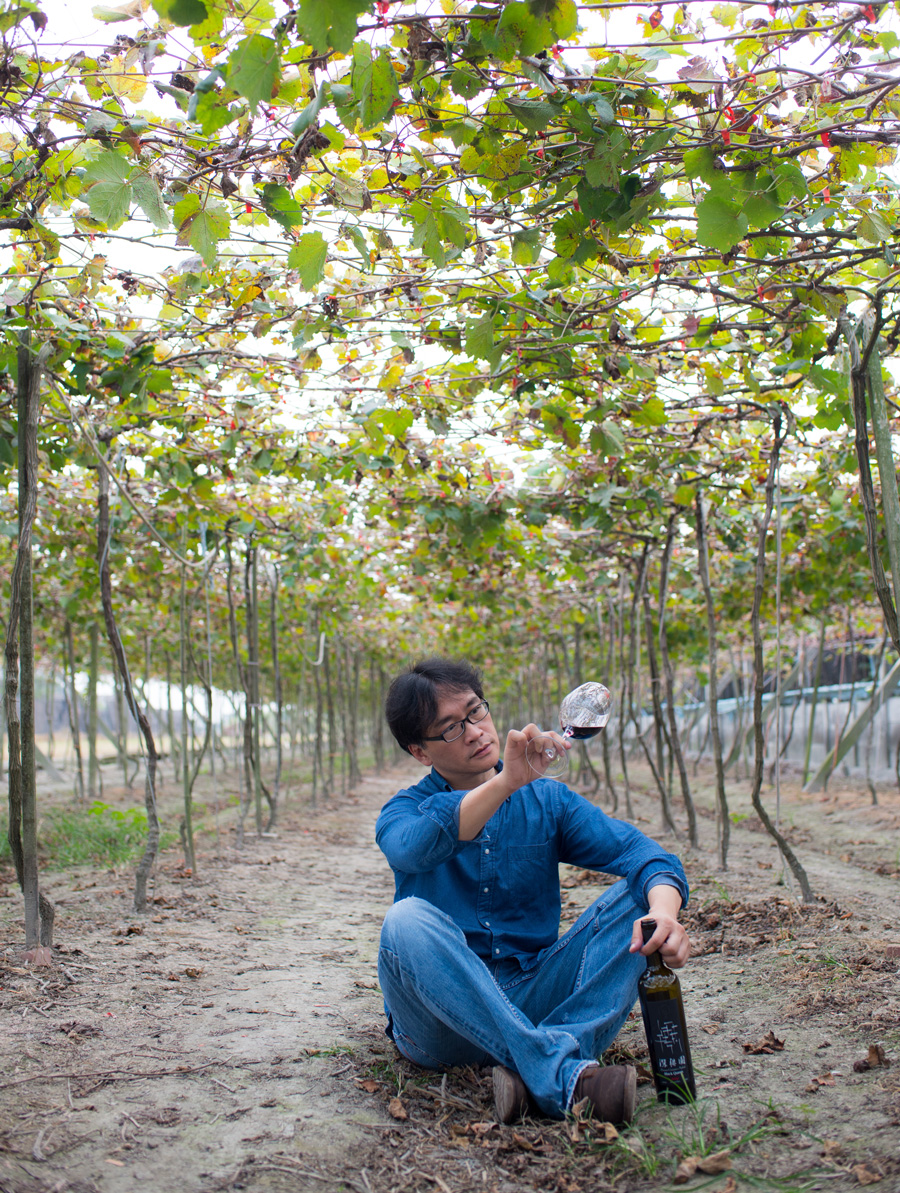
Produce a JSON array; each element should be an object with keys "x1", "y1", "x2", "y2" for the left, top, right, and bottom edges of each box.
[{"x1": 408, "y1": 742, "x2": 432, "y2": 767}]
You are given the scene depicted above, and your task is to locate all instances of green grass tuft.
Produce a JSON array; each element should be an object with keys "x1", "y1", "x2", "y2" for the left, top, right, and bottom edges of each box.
[{"x1": 2, "y1": 801, "x2": 173, "y2": 870}]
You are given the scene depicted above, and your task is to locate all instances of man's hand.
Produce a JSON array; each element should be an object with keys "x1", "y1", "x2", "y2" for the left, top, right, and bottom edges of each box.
[
  {"x1": 628, "y1": 884, "x2": 691, "y2": 969},
  {"x1": 457, "y1": 725, "x2": 571, "y2": 840},
  {"x1": 502, "y1": 724, "x2": 571, "y2": 789}
]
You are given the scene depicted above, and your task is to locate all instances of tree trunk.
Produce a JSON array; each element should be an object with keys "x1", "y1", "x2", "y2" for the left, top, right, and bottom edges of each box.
[
  {"x1": 244, "y1": 540, "x2": 264, "y2": 835},
  {"x1": 324, "y1": 638, "x2": 336, "y2": 796},
  {"x1": 371, "y1": 656, "x2": 384, "y2": 772},
  {"x1": 748, "y1": 411, "x2": 814, "y2": 902},
  {"x1": 640, "y1": 579, "x2": 678, "y2": 835},
  {"x1": 270, "y1": 565, "x2": 283, "y2": 821},
  {"x1": 5, "y1": 334, "x2": 53, "y2": 956},
  {"x1": 347, "y1": 643, "x2": 362, "y2": 789},
  {"x1": 225, "y1": 533, "x2": 251, "y2": 839},
  {"x1": 64, "y1": 619, "x2": 85, "y2": 802},
  {"x1": 695, "y1": 495, "x2": 730, "y2": 870},
  {"x1": 180, "y1": 548, "x2": 196, "y2": 874},
  {"x1": 843, "y1": 315, "x2": 900, "y2": 653},
  {"x1": 87, "y1": 621, "x2": 100, "y2": 800},
  {"x1": 658, "y1": 516, "x2": 698, "y2": 846},
  {"x1": 802, "y1": 618, "x2": 826, "y2": 785},
  {"x1": 96, "y1": 459, "x2": 160, "y2": 914},
  {"x1": 615, "y1": 571, "x2": 633, "y2": 817}
]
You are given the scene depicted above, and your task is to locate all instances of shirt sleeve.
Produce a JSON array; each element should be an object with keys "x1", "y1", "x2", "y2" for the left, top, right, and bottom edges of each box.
[
  {"x1": 375, "y1": 786, "x2": 467, "y2": 874},
  {"x1": 556, "y1": 788, "x2": 689, "y2": 910}
]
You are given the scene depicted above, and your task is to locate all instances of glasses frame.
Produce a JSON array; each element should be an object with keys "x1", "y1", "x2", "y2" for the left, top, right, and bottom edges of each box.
[{"x1": 422, "y1": 700, "x2": 491, "y2": 743}]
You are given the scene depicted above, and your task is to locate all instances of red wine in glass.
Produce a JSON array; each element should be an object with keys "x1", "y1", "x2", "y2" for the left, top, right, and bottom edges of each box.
[{"x1": 525, "y1": 682, "x2": 613, "y2": 779}]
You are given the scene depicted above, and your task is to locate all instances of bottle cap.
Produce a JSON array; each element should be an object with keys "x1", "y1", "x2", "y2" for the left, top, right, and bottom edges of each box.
[{"x1": 641, "y1": 918, "x2": 657, "y2": 945}]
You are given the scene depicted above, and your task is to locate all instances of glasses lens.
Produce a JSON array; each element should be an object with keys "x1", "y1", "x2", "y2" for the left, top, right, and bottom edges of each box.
[
  {"x1": 470, "y1": 701, "x2": 489, "y2": 723},
  {"x1": 442, "y1": 721, "x2": 465, "y2": 742}
]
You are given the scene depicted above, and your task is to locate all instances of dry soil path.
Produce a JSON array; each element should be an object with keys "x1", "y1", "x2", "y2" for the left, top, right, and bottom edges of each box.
[{"x1": 2, "y1": 762, "x2": 900, "y2": 1193}]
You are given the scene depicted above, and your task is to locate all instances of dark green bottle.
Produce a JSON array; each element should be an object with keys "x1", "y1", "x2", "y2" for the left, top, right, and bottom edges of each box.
[{"x1": 637, "y1": 918, "x2": 696, "y2": 1104}]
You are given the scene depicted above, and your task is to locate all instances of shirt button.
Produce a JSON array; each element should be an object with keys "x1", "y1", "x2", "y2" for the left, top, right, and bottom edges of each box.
[
  {"x1": 483, "y1": 887, "x2": 488, "y2": 893},
  {"x1": 484, "y1": 848, "x2": 490, "y2": 855},
  {"x1": 485, "y1": 921, "x2": 490, "y2": 927},
  {"x1": 495, "y1": 949, "x2": 500, "y2": 955}
]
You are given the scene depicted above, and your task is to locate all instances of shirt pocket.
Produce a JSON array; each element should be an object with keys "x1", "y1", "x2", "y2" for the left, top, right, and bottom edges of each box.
[{"x1": 504, "y1": 842, "x2": 555, "y2": 918}]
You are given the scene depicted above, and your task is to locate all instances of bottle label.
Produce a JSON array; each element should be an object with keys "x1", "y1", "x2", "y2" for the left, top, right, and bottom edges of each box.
[{"x1": 643, "y1": 999, "x2": 690, "y2": 1079}]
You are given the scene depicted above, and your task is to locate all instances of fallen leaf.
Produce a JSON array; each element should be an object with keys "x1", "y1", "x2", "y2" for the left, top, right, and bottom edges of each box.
[
  {"x1": 853, "y1": 1163, "x2": 883, "y2": 1185},
  {"x1": 388, "y1": 1097, "x2": 407, "y2": 1121},
  {"x1": 356, "y1": 1078, "x2": 380, "y2": 1093},
  {"x1": 701, "y1": 1024, "x2": 720, "y2": 1035},
  {"x1": 58, "y1": 1021, "x2": 102, "y2": 1039},
  {"x1": 468, "y1": 1122, "x2": 497, "y2": 1137},
  {"x1": 674, "y1": 1156, "x2": 699, "y2": 1184},
  {"x1": 596, "y1": 1122, "x2": 619, "y2": 1144},
  {"x1": 806, "y1": 1072, "x2": 837, "y2": 1092},
  {"x1": 512, "y1": 1131, "x2": 542, "y2": 1152},
  {"x1": 867, "y1": 1044, "x2": 890, "y2": 1068},
  {"x1": 743, "y1": 1030, "x2": 785, "y2": 1055},
  {"x1": 821, "y1": 1139, "x2": 842, "y2": 1158},
  {"x1": 354, "y1": 978, "x2": 378, "y2": 990},
  {"x1": 720, "y1": 1178, "x2": 738, "y2": 1193},
  {"x1": 105, "y1": 1159, "x2": 125, "y2": 1167},
  {"x1": 184, "y1": 967, "x2": 203, "y2": 979},
  {"x1": 697, "y1": 1150, "x2": 732, "y2": 1175}
]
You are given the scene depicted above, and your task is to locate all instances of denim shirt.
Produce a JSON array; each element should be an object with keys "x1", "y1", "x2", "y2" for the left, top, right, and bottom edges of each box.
[{"x1": 375, "y1": 763, "x2": 689, "y2": 967}]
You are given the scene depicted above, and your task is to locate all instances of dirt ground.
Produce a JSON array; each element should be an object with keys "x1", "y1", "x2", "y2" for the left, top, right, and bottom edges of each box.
[{"x1": 2, "y1": 756, "x2": 900, "y2": 1193}]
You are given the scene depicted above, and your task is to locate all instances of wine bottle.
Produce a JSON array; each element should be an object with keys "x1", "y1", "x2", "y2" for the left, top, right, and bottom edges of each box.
[{"x1": 637, "y1": 918, "x2": 696, "y2": 1104}]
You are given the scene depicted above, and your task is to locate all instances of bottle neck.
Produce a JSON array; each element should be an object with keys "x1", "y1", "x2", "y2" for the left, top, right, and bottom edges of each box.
[{"x1": 640, "y1": 918, "x2": 667, "y2": 971}]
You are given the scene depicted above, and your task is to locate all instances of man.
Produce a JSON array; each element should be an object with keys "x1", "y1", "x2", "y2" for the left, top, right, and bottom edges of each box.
[{"x1": 375, "y1": 658, "x2": 690, "y2": 1124}]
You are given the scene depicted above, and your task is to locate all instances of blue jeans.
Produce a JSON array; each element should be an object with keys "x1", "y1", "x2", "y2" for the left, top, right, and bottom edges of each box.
[{"x1": 377, "y1": 879, "x2": 645, "y2": 1118}]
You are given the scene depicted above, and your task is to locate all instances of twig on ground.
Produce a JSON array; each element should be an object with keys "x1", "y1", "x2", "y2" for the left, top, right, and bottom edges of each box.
[{"x1": 0, "y1": 1061, "x2": 219, "y2": 1091}]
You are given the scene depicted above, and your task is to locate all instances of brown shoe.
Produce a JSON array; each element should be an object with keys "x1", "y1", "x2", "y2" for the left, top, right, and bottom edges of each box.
[
  {"x1": 572, "y1": 1064, "x2": 637, "y2": 1124},
  {"x1": 492, "y1": 1065, "x2": 530, "y2": 1124}
]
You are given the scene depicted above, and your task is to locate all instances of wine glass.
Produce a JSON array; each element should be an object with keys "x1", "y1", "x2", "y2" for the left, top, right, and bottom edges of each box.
[{"x1": 525, "y1": 681, "x2": 613, "y2": 779}]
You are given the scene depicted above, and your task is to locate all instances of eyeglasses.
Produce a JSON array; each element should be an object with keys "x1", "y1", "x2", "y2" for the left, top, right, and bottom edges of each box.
[{"x1": 422, "y1": 701, "x2": 491, "y2": 743}]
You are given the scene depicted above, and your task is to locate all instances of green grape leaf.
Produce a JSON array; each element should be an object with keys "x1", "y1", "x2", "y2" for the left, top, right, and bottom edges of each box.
[
  {"x1": 296, "y1": 0, "x2": 372, "y2": 54},
  {"x1": 175, "y1": 197, "x2": 229, "y2": 265},
  {"x1": 131, "y1": 170, "x2": 169, "y2": 230},
  {"x1": 743, "y1": 191, "x2": 783, "y2": 231},
  {"x1": 505, "y1": 97, "x2": 562, "y2": 133},
  {"x1": 261, "y1": 183, "x2": 305, "y2": 230},
  {"x1": 228, "y1": 34, "x2": 280, "y2": 112},
  {"x1": 492, "y1": 2, "x2": 549, "y2": 59},
  {"x1": 288, "y1": 231, "x2": 328, "y2": 289},
  {"x1": 352, "y1": 41, "x2": 399, "y2": 129},
  {"x1": 153, "y1": 0, "x2": 207, "y2": 25},
  {"x1": 82, "y1": 151, "x2": 133, "y2": 228},
  {"x1": 858, "y1": 210, "x2": 893, "y2": 244},
  {"x1": 696, "y1": 195, "x2": 748, "y2": 251},
  {"x1": 630, "y1": 396, "x2": 668, "y2": 426},
  {"x1": 512, "y1": 228, "x2": 541, "y2": 264},
  {"x1": 291, "y1": 83, "x2": 329, "y2": 136}
]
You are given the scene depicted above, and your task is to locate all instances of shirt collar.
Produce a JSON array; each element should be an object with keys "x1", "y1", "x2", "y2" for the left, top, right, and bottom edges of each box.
[{"x1": 430, "y1": 758, "x2": 504, "y2": 792}]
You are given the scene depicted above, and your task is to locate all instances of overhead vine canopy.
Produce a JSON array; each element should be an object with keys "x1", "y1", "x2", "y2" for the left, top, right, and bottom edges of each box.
[{"x1": 1, "y1": 0, "x2": 899, "y2": 638}]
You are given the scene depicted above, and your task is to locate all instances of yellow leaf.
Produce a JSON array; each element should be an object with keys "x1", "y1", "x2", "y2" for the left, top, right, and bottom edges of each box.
[
  {"x1": 103, "y1": 55, "x2": 148, "y2": 101},
  {"x1": 232, "y1": 285, "x2": 261, "y2": 307}
]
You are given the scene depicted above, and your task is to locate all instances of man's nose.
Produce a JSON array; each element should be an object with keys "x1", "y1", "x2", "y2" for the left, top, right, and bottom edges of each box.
[{"x1": 463, "y1": 717, "x2": 483, "y2": 741}]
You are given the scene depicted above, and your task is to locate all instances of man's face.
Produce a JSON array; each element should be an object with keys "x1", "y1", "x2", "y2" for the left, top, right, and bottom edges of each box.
[{"x1": 408, "y1": 686, "x2": 501, "y2": 789}]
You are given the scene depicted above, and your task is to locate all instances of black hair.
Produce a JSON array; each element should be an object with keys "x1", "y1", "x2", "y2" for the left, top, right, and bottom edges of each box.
[{"x1": 385, "y1": 657, "x2": 485, "y2": 753}]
